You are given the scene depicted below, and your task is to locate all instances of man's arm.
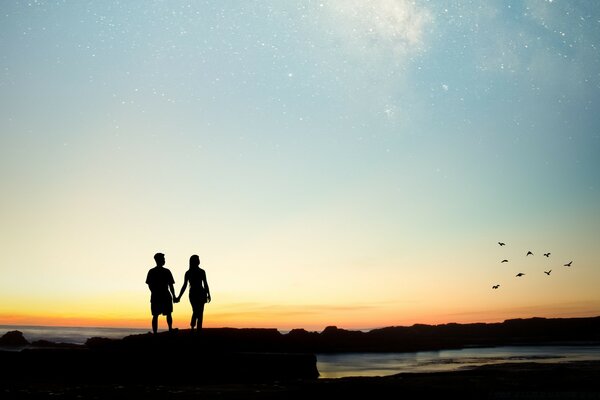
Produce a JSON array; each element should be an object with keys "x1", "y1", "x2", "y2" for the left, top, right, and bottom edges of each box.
[
  {"x1": 176, "y1": 275, "x2": 188, "y2": 301},
  {"x1": 168, "y1": 270, "x2": 177, "y2": 302}
]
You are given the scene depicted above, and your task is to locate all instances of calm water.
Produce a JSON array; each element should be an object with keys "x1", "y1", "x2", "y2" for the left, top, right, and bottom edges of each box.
[{"x1": 317, "y1": 345, "x2": 600, "y2": 378}]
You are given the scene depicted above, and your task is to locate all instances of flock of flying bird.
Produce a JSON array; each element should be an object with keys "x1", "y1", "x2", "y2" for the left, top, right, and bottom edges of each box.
[{"x1": 492, "y1": 241, "x2": 573, "y2": 290}]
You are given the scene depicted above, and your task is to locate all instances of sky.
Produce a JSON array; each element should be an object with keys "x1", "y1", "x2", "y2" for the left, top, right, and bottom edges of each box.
[{"x1": 1, "y1": 0, "x2": 599, "y2": 331}]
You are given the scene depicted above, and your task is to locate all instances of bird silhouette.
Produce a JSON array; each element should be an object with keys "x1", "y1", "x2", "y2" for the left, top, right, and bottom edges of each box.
[
  {"x1": 516, "y1": 273, "x2": 525, "y2": 277},
  {"x1": 498, "y1": 242, "x2": 506, "y2": 246},
  {"x1": 526, "y1": 251, "x2": 533, "y2": 256},
  {"x1": 544, "y1": 253, "x2": 551, "y2": 257},
  {"x1": 501, "y1": 259, "x2": 509, "y2": 263},
  {"x1": 492, "y1": 285, "x2": 500, "y2": 289},
  {"x1": 564, "y1": 261, "x2": 573, "y2": 267},
  {"x1": 544, "y1": 270, "x2": 552, "y2": 275}
]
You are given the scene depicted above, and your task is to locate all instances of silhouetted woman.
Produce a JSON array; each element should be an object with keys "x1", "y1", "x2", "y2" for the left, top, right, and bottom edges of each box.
[{"x1": 176, "y1": 255, "x2": 211, "y2": 332}]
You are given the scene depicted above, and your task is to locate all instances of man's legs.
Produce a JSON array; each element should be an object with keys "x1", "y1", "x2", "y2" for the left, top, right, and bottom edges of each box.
[{"x1": 167, "y1": 313, "x2": 173, "y2": 331}]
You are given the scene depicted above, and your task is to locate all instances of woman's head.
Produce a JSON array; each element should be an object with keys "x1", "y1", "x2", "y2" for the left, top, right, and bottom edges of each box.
[{"x1": 189, "y1": 254, "x2": 200, "y2": 268}]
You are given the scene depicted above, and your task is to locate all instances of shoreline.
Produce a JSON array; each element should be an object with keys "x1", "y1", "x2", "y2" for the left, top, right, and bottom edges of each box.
[{"x1": 2, "y1": 322, "x2": 600, "y2": 399}]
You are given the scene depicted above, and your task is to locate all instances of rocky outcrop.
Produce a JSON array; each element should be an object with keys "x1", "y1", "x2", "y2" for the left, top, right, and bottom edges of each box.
[
  {"x1": 1, "y1": 329, "x2": 318, "y2": 384},
  {"x1": 0, "y1": 331, "x2": 29, "y2": 347}
]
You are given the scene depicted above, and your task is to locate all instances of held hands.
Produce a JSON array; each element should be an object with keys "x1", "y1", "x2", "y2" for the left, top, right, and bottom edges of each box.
[{"x1": 173, "y1": 295, "x2": 211, "y2": 303}]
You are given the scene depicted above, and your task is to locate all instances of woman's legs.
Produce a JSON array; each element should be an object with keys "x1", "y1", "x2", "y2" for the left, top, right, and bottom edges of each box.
[
  {"x1": 191, "y1": 302, "x2": 205, "y2": 331},
  {"x1": 197, "y1": 303, "x2": 205, "y2": 330}
]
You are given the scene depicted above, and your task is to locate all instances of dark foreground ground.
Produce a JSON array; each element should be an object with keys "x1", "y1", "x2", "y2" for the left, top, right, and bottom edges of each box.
[{"x1": 2, "y1": 361, "x2": 599, "y2": 400}]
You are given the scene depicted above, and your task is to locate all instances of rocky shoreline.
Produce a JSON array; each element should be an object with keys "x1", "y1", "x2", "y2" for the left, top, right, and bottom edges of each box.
[
  {"x1": 1, "y1": 316, "x2": 600, "y2": 398},
  {"x1": 3, "y1": 316, "x2": 600, "y2": 354}
]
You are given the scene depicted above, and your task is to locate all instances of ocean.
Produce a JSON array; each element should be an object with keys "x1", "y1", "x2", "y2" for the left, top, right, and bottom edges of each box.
[
  {"x1": 317, "y1": 345, "x2": 600, "y2": 378},
  {"x1": 0, "y1": 324, "x2": 148, "y2": 345},
  {"x1": 2, "y1": 325, "x2": 599, "y2": 378}
]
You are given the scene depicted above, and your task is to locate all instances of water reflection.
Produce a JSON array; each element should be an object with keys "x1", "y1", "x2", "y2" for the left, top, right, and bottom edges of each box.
[{"x1": 317, "y1": 345, "x2": 600, "y2": 378}]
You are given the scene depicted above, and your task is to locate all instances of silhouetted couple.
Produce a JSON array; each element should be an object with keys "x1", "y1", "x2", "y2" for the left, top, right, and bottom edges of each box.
[{"x1": 146, "y1": 253, "x2": 211, "y2": 334}]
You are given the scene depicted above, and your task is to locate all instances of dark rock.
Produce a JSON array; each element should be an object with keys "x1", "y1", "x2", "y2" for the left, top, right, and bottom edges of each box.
[
  {"x1": 321, "y1": 325, "x2": 339, "y2": 334},
  {"x1": 85, "y1": 336, "x2": 118, "y2": 348},
  {"x1": 0, "y1": 344, "x2": 318, "y2": 383},
  {"x1": 284, "y1": 329, "x2": 320, "y2": 352},
  {"x1": 0, "y1": 330, "x2": 29, "y2": 346}
]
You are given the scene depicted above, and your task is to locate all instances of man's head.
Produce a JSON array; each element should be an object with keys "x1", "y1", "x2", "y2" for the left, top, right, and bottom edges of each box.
[{"x1": 154, "y1": 252, "x2": 165, "y2": 267}]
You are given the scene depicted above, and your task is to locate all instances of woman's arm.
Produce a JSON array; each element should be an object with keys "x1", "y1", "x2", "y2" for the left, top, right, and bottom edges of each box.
[{"x1": 203, "y1": 271, "x2": 211, "y2": 303}]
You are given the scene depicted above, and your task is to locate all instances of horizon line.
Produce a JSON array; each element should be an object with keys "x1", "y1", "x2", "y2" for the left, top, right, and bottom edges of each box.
[{"x1": 2, "y1": 313, "x2": 600, "y2": 334}]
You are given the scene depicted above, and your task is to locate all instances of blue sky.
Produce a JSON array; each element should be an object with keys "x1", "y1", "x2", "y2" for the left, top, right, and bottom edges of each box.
[{"x1": 1, "y1": 0, "x2": 599, "y2": 329}]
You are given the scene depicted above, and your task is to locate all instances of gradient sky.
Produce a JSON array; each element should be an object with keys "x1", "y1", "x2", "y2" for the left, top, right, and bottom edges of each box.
[{"x1": 1, "y1": 0, "x2": 599, "y2": 331}]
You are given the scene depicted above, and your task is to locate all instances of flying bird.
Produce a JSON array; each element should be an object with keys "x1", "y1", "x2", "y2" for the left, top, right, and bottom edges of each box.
[
  {"x1": 492, "y1": 285, "x2": 500, "y2": 289},
  {"x1": 498, "y1": 242, "x2": 506, "y2": 246},
  {"x1": 516, "y1": 273, "x2": 525, "y2": 277},
  {"x1": 544, "y1": 253, "x2": 551, "y2": 257},
  {"x1": 526, "y1": 251, "x2": 533, "y2": 256},
  {"x1": 544, "y1": 270, "x2": 552, "y2": 275},
  {"x1": 501, "y1": 259, "x2": 509, "y2": 263},
  {"x1": 564, "y1": 261, "x2": 573, "y2": 267}
]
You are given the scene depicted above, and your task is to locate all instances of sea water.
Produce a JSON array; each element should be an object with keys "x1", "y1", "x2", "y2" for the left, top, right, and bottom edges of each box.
[
  {"x1": 0, "y1": 324, "x2": 148, "y2": 346},
  {"x1": 317, "y1": 345, "x2": 600, "y2": 378}
]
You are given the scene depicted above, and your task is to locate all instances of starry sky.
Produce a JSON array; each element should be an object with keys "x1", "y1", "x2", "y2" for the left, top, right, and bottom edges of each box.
[{"x1": 1, "y1": 0, "x2": 599, "y2": 330}]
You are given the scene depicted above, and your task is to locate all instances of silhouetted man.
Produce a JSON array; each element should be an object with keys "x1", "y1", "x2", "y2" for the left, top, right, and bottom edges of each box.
[{"x1": 146, "y1": 252, "x2": 176, "y2": 334}]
